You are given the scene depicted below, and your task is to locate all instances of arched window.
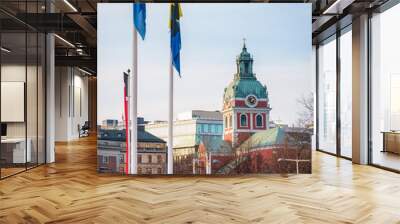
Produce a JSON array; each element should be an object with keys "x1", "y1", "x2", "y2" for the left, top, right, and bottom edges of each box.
[
  {"x1": 245, "y1": 63, "x2": 249, "y2": 74},
  {"x1": 256, "y1": 114, "x2": 263, "y2": 127},
  {"x1": 240, "y1": 114, "x2": 247, "y2": 127}
]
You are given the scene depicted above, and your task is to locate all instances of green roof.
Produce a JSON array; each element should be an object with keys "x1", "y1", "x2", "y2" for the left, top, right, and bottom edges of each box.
[
  {"x1": 200, "y1": 136, "x2": 232, "y2": 154},
  {"x1": 224, "y1": 78, "x2": 268, "y2": 100},
  {"x1": 238, "y1": 127, "x2": 285, "y2": 150}
]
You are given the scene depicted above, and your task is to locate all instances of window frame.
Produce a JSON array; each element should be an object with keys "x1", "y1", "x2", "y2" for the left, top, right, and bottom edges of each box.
[
  {"x1": 256, "y1": 114, "x2": 263, "y2": 127},
  {"x1": 315, "y1": 24, "x2": 353, "y2": 161},
  {"x1": 240, "y1": 114, "x2": 248, "y2": 127}
]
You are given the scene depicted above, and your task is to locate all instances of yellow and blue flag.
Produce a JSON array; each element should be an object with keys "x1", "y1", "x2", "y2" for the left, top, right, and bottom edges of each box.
[
  {"x1": 134, "y1": 3, "x2": 146, "y2": 40},
  {"x1": 170, "y1": 2, "x2": 182, "y2": 76}
]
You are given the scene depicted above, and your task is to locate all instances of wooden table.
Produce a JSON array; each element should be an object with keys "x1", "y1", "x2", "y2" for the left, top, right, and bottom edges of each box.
[{"x1": 382, "y1": 131, "x2": 400, "y2": 154}]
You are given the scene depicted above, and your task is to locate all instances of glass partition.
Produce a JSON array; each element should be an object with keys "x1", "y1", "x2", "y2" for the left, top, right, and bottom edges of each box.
[
  {"x1": 317, "y1": 35, "x2": 337, "y2": 154},
  {"x1": 1, "y1": 31, "x2": 28, "y2": 177},
  {"x1": 0, "y1": 2, "x2": 46, "y2": 179}
]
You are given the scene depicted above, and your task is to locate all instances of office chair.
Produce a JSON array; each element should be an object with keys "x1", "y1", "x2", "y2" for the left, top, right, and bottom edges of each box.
[{"x1": 79, "y1": 121, "x2": 90, "y2": 138}]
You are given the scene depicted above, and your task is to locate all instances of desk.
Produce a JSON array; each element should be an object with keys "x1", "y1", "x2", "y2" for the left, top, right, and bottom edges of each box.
[
  {"x1": 382, "y1": 131, "x2": 400, "y2": 154},
  {"x1": 1, "y1": 138, "x2": 31, "y2": 164}
]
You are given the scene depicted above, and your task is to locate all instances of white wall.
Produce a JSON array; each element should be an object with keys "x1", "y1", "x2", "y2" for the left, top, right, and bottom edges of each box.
[
  {"x1": 1, "y1": 65, "x2": 39, "y2": 138},
  {"x1": 55, "y1": 67, "x2": 89, "y2": 141},
  {"x1": 1, "y1": 63, "x2": 46, "y2": 164}
]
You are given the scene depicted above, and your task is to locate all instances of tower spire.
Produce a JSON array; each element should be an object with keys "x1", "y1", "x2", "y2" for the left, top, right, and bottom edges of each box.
[{"x1": 236, "y1": 40, "x2": 253, "y2": 79}]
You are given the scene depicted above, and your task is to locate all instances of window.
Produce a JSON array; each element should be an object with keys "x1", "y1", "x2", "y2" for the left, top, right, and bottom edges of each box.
[
  {"x1": 138, "y1": 155, "x2": 142, "y2": 163},
  {"x1": 229, "y1": 115, "x2": 232, "y2": 128},
  {"x1": 158, "y1": 168, "x2": 162, "y2": 174},
  {"x1": 318, "y1": 35, "x2": 337, "y2": 154},
  {"x1": 146, "y1": 168, "x2": 152, "y2": 174},
  {"x1": 196, "y1": 124, "x2": 201, "y2": 133},
  {"x1": 340, "y1": 28, "x2": 352, "y2": 158},
  {"x1": 217, "y1": 124, "x2": 222, "y2": 133},
  {"x1": 225, "y1": 116, "x2": 228, "y2": 129},
  {"x1": 157, "y1": 155, "x2": 162, "y2": 163},
  {"x1": 256, "y1": 114, "x2": 263, "y2": 127},
  {"x1": 391, "y1": 75, "x2": 400, "y2": 128},
  {"x1": 245, "y1": 63, "x2": 249, "y2": 73},
  {"x1": 370, "y1": 5, "x2": 400, "y2": 171},
  {"x1": 148, "y1": 155, "x2": 152, "y2": 163},
  {"x1": 138, "y1": 167, "x2": 142, "y2": 174},
  {"x1": 240, "y1": 114, "x2": 248, "y2": 127},
  {"x1": 102, "y1": 156, "x2": 109, "y2": 164}
]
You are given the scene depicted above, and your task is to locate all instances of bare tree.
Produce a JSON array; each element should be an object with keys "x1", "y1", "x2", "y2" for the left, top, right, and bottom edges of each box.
[
  {"x1": 296, "y1": 92, "x2": 314, "y2": 129},
  {"x1": 233, "y1": 138, "x2": 253, "y2": 174}
]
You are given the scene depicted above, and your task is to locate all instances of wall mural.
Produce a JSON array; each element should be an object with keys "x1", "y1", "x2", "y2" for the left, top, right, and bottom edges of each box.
[{"x1": 97, "y1": 3, "x2": 313, "y2": 175}]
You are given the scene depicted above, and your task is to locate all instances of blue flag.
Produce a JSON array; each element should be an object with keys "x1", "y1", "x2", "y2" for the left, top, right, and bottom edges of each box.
[
  {"x1": 170, "y1": 3, "x2": 182, "y2": 76},
  {"x1": 133, "y1": 3, "x2": 146, "y2": 40}
]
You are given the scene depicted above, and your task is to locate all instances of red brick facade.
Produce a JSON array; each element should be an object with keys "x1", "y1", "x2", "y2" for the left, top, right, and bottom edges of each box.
[
  {"x1": 236, "y1": 132, "x2": 251, "y2": 146},
  {"x1": 232, "y1": 99, "x2": 268, "y2": 108}
]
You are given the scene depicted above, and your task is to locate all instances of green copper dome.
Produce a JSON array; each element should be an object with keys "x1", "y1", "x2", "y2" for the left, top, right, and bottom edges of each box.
[
  {"x1": 224, "y1": 43, "x2": 268, "y2": 101},
  {"x1": 224, "y1": 79, "x2": 268, "y2": 99}
]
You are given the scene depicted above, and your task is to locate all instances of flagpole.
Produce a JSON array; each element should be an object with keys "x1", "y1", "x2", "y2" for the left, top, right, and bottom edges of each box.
[
  {"x1": 131, "y1": 20, "x2": 138, "y2": 175},
  {"x1": 168, "y1": 54, "x2": 174, "y2": 174}
]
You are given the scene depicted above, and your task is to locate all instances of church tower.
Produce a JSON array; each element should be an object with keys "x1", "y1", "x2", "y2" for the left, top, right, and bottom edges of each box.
[{"x1": 222, "y1": 41, "x2": 271, "y2": 147}]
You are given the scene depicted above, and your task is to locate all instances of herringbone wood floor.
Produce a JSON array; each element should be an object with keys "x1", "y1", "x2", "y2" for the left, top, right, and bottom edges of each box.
[{"x1": 1, "y1": 136, "x2": 400, "y2": 224}]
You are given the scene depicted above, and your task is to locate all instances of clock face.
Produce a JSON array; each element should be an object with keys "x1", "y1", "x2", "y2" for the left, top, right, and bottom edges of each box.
[{"x1": 246, "y1": 95, "x2": 258, "y2": 107}]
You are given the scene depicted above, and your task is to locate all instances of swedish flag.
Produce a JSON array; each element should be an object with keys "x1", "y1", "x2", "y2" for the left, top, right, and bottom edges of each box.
[{"x1": 170, "y1": 2, "x2": 182, "y2": 76}]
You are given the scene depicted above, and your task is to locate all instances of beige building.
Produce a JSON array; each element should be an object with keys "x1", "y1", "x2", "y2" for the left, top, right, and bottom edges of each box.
[
  {"x1": 146, "y1": 110, "x2": 224, "y2": 174},
  {"x1": 137, "y1": 141, "x2": 167, "y2": 175}
]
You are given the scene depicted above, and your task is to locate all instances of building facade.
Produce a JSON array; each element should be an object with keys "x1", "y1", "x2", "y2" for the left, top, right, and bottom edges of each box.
[
  {"x1": 145, "y1": 110, "x2": 224, "y2": 174},
  {"x1": 223, "y1": 43, "x2": 272, "y2": 147},
  {"x1": 97, "y1": 128, "x2": 126, "y2": 173},
  {"x1": 137, "y1": 129, "x2": 167, "y2": 175},
  {"x1": 97, "y1": 118, "x2": 167, "y2": 174}
]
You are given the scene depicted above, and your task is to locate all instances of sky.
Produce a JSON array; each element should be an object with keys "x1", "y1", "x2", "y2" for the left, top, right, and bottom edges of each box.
[{"x1": 98, "y1": 3, "x2": 312, "y2": 125}]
